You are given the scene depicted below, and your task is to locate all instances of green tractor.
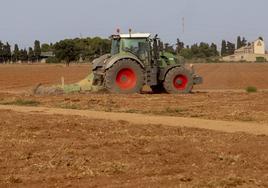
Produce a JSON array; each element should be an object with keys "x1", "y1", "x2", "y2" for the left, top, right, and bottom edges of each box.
[
  {"x1": 91, "y1": 32, "x2": 202, "y2": 94},
  {"x1": 34, "y1": 32, "x2": 202, "y2": 95}
]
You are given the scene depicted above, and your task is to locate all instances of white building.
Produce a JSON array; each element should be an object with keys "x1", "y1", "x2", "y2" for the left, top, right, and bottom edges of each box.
[{"x1": 222, "y1": 38, "x2": 268, "y2": 62}]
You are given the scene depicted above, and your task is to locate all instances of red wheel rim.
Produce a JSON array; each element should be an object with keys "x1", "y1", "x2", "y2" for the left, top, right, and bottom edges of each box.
[
  {"x1": 116, "y1": 68, "x2": 137, "y2": 90},
  {"x1": 173, "y1": 75, "x2": 188, "y2": 90}
]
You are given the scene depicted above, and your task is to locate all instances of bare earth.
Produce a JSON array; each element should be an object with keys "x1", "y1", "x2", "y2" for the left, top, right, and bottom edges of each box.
[
  {"x1": 1, "y1": 63, "x2": 268, "y2": 92},
  {"x1": 1, "y1": 105, "x2": 267, "y2": 135},
  {"x1": 0, "y1": 63, "x2": 268, "y2": 187},
  {"x1": 0, "y1": 109, "x2": 268, "y2": 187}
]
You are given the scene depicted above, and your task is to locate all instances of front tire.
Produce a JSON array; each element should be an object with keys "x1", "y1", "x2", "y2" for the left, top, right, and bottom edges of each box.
[
  {"x1": 163, "y1": 67, "x2": 193, "y2": 94},
  {"x1": 105, "y1": 59, "x2": 144, "y2": 94}
]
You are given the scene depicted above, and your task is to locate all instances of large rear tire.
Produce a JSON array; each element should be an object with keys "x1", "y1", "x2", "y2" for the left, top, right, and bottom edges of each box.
[
  {"x1": 163, "y1": 67, "x2": 193, "y2": 94},
  {"x1": 105, "y1": 59, "x2": 144, "y2": 94}
]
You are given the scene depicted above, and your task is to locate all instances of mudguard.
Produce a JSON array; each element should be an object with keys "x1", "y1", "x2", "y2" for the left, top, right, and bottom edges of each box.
[
  {"x1": 158, "y1": 65, "x2": 182, "y2": 81},
  {"x1": 104, "y1": 53, "x2": 145, "y2": 70},
  {"x1": 92, "y1": 54, "x2": 110, "y2": 71}
]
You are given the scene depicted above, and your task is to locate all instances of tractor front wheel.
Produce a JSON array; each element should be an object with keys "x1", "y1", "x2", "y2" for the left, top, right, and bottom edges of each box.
[
  {"x1": 105, "y1": 59, "x2": 144, "y2": 94},
  {"x1": 163, "y1": 67, "x2": 193, "y2": 94}
]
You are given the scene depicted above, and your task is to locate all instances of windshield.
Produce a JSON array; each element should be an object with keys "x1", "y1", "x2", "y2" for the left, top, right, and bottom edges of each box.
[
  {"x1": 111, "y1": 39, "x2": 120, "y2": 55},
  {"x1": 122, "y1": 39, "x2": 147, "y2": 54},
  {"x1": 121, "y1": 38, "x2": 149, "y2": 61}
]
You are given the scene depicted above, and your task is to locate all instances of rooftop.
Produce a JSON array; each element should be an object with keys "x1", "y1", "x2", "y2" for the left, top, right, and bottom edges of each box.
[{"x1": 120, "y1": 33, "x2": 151, "y2": 38}]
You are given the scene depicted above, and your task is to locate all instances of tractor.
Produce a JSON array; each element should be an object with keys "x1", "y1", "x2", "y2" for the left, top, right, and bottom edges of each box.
[
  {"x1": 91, "y1": 32, "x2": 202, "y2": 94},
  {"x1": 34, "y1": 32, "x2": 202, "y2": 95}
]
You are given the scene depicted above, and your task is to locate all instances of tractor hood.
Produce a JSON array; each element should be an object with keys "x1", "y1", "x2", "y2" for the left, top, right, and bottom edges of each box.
[{"x1": 160, "y1": 52, "x2": 185, "y2": 65}]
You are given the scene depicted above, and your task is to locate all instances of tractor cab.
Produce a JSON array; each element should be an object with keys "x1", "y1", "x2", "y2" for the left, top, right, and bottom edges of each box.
[
  {"x1": 110, "y1": 33, "x2": 152, "y2": 63},
  {"x1": 110, "y1": 33, "x2": 184, "y2": 68}
]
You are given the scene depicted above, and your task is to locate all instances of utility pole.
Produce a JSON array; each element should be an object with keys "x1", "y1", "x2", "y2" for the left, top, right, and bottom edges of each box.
[{"x1": 182, "y1": 17, "x2": 185, "y2": 34}]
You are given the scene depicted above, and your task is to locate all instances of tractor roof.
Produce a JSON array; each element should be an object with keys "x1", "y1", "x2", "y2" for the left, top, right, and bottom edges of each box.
[{"x1": 119, "y1": 33, "x2": 151, "y2": 38}]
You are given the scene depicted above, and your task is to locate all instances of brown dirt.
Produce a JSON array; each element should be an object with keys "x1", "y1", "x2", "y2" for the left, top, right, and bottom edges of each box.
[
  {"x1": 1, "y1": 105, "x2": 267, "y2": 135},
  {"x1": 1, "y1": 64, "x2": 268, "y2": 124},
  {"x1": 194, "y1": 63, "x2": 268, "y2": 90},
  {"x1": 0, "y1": 91, "x2": 268, "y2": 124},
  {"x1": 1, "y1": 63, "x2": 268, "y2": 187},
  {"x1": 1, "y1": 63, "x2": 268, "y2": 93},
  {"x1": 0, "y1": 110, "x2": 267, "y2": 187},
  {"x1": 0, "y1": 64, "x2": 89, "y2": 92}
]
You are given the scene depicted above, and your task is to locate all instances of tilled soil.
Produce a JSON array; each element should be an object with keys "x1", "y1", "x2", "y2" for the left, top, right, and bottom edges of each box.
[
  {"x1": 1, "y1": 63, "x2": 268, "y2": 187},
  {"x1": 1, "y1": 63, "x2": 268, "y2": 92},
  {"x1": 0, "y1": 110, "x2": 268, "y2": 187},
  {"x1": 194, "y1": 63, "x2": 268, "y2": 90},
  {"x1": 0, "y1": 64, "x2": 89, "y2": 92},
  {"x1": 0, "y1": 91, "x2": 268, "y2": 124}
]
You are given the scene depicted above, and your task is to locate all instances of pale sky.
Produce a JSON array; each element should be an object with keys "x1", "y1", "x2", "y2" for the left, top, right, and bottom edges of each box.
[{"x1": 0, "y1": 0, "x2": 267, "y2": 48}]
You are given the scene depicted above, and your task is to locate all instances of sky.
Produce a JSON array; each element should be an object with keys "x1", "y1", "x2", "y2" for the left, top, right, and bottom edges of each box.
[{"x1": 0, "y1": 0, "x2": 267, "y2": 48}]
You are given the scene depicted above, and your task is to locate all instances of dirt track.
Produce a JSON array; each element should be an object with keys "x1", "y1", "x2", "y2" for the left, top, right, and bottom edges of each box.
[
  {"x1": 1, "y1": 91, "x2": 268, "y2": 124},
  {"x1": 0, "y1": 105, "x2": 267, "y2": 135},
  {"x1": 0, "y1": 109, "x2": 268, "y2": 187}
]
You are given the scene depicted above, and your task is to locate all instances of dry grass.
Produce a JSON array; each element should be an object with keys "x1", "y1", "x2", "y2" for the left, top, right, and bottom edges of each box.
[{"x1": 0, "y1": 99, "x2": 40, "y2": 106}]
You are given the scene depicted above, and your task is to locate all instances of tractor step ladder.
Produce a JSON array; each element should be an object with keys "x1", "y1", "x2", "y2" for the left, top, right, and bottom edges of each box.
[{"x1": 145, "y1": 66, "x2": 158, "y2": 86}]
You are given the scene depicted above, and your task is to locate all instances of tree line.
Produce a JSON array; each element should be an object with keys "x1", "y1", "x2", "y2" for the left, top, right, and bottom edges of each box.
[
  {"x1": 162, "y1": 39, "x2": 219, "y2": 60},
  {"x1": 0, "y1": 37, "x2": 111, "y2": 63},
  {"x1": 53, "y1": 37, "x2": 111, "y2": 64},
  {"x1": 0, "y1": 35, "x2": 253, "y2": 63},
  {"x1": 169, "y1": 36, "x2": 250, "y2": 59},
  {"x1": 0, "y1": 40, "x2": 43, "y2": 63}
]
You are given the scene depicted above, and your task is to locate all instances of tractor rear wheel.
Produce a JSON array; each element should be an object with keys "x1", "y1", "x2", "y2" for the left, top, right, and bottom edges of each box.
[
  {"x1": 105, "y1": 59, "x2": 144, "y2": 94},
  {"x1": 163, "y1": 67, "x2": 193, "y2": 94}
]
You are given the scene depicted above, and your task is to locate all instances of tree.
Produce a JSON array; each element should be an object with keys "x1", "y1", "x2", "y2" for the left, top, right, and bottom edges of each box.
[
  {"x1": 199, "y1": 42, "x2": 211, "y2": 57},
  {"x1": 41, "y1": 43, "x2": 52, "y2": 52},
  {"x1": 237, "y1": 36, "x2": 242, "y2": 49},
  {"x1": 13, "y1": 44, "x2": 20, "y2": 62},
  {"x1": 54, "y1": 39, "x2": 81, "y2": 66},
  {"x1": 226, "y1": 41, "x2": 235, "y2": 55},
  {"x1": 210, "y1": 43, "x2": 219, "y2": 56},
  {"x1": 164, "y1": 43, "x2": 175, "y2": 54},
  {"x1": 221, "y1": 40, "x2": 227, "y2": 56},
  {"x1": 19, "y1": 49, "x2": 28, "y2": 62},
  {"x1": 180, "y1": 48, "x2": 193, "y2": 59},
  {"x1": 28, "y1": 47, "x2": 35, "y2": 62},
  {"x1": 0, "y1": 41, "x2": 3, "y2": 63},
  {"x1": 190, "y1": 44, "x2": 199, "y2": 56},
  {"x1": 241, "y1": 37, "x2": 247, "y2": 47},
  {"x1": 34, "y1": 40, "x2": 41, "y2": 61},
  {"x1": 3, "y1": 43, "x2": 11, "y2": 62},
  {"x1": 176, "y1": 38, "x2": 184, "y2": 54}
]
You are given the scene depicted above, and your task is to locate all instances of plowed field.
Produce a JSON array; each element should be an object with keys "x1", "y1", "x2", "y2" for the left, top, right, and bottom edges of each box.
[
  {"x1": 1, "y1": 63, "x2": 268, "y2": 92},
  {"x1": 0, "y1": 63, "x2": 268, "y2": 187}
]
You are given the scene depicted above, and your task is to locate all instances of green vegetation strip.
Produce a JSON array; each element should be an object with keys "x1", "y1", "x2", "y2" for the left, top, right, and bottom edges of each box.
[{"x1": 0, "y1": 99, "x2": 40, "y2": 106}]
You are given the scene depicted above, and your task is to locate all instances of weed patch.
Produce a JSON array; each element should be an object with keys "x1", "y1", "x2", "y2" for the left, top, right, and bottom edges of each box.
[
  {"x1": 246, "y1": 86, "x2": 257, "y2": 93},
  {"x1": 0, "y1": 99, "x2": 40, "y2": 106}
]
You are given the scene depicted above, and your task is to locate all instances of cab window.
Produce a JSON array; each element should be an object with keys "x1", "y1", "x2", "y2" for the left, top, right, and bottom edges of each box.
[{"x1": 122, "y1": 38, "x2": 148, "y2": 60}]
